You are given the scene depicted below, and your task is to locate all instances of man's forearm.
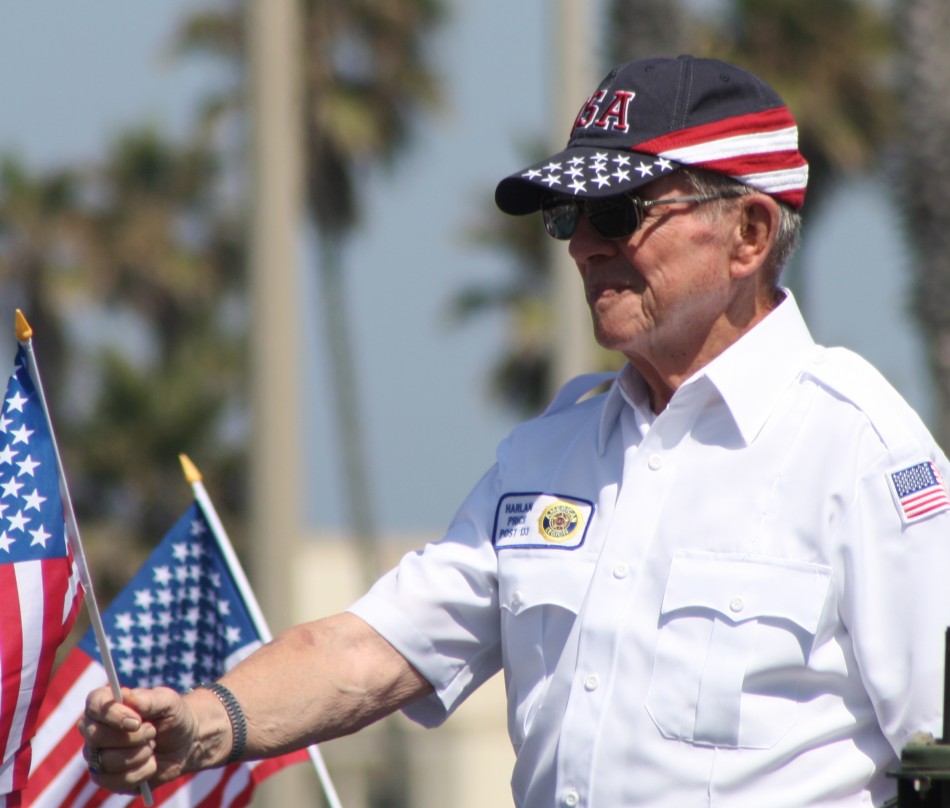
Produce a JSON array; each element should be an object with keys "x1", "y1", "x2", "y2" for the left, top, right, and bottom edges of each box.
[{"x1": 187, "y1": 611, "x2": 433, "y2": 766}]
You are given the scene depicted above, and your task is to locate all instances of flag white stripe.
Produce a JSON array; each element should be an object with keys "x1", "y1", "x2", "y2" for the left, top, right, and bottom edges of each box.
[
  {"x1": 0, "y1": 561, "x2": 45, "y2": 794},
  {"x1": 30, "y1": 661, "x2": 105, "y2": 768},
  {"x1": 102, "y1": 792, "x2": 135, "y2": 808},
  {"x1": 224, "y1": 639, "x2": 263, "y2": 671},
  {"x1": 38, "y1": 747, "x2": 99, "y2": 808},
  {"x1": 0, "y1": 588, "x2": 11, "y2": 796},
  {"x1": 0, "y1": 758, "x2": 11, "y2": 798},
  {"x1": 220, "y1": 764, "x2": 252, "y2": 805},
  {"x1": 62, "y1": 560, "x2": 82, "y2": 624},
  {"x1": 736, "y1": 165, "x2": 810, "y2": 193},
  {"x1": 74, "y1": 770, "x2": 106, "y2": 807},
  {"x1": 660, "y1": 125, "x2": 800, "y2": 164}
]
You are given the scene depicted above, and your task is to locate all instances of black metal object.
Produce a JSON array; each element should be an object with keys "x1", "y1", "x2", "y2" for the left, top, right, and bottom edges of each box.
[{"x1": 891, "y1": 629, "x2": 950, "y2": 806}]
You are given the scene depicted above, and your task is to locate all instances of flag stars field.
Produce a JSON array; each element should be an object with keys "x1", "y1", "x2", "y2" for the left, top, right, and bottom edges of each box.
[{"x1": 91, "y1": 508, "x2": 253, "y2": 692}]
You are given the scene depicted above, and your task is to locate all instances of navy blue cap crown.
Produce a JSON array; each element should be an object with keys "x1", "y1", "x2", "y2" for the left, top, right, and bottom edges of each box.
[{"x1": 495, "y1": 55, "x2": 808, "y2": 214}]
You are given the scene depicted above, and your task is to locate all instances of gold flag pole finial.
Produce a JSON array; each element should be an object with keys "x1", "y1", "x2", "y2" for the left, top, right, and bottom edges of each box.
[
  {"x1": 179, "y1": 453, "x2": 203, "y2": 484},
  {"x1": 15, "y1": 310, "x2": 33, "y2": 342}
]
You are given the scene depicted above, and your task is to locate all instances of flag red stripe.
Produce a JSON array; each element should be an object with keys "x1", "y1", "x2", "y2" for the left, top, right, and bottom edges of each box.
[
  {"x1": 1, "y1": 556, "x2": 81, "y2": 797},
  {"x1": 18, "y1": 560, "x2": 74, "y2": 787},
  {"x1": 904, "y1": 494, "x2": 950, "y2": 518},
  {"x1": 23, "y1": 648, "x2": 309, "y2": 807},
  {"x1": 902, "y1": 489, "x2": 949, "y2": 507},
  {"x1": 193, "y1": 768, "x2": 231, "y2": 808},
  {"x1": 690, "y1": 150, "x2": 809, "y2": 177},
  {"x1": 23, "y1": 654, "x2": 100, "y2": 802},
  {"x1": 0, "y1": 790, "x2": 22, "y2": 807},
  {"x1": 61, "y1": 772, "x2": 94, "y2": 808},
  {"x1": 635, "y1": 106, "x2": 798, "y2": 153},
  {"x1": 0, "y1": 563, "x2": 25, "y2": 786},
  {"x1": 216, "y1": 770, "x2": 253, "y2": 808}
]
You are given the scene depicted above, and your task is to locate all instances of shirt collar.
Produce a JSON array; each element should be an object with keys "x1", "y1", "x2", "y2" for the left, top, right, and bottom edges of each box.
[{"x1": 598, "y1": 290, "x2": 816, "y2": 452}]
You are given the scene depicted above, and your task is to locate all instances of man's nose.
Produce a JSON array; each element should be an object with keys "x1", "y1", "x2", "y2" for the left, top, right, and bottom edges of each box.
[{"x1": 568, "y1": 216, "x2": 619, "y2": 267}]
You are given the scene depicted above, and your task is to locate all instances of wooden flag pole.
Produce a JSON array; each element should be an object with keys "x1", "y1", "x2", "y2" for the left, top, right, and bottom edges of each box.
[
  {"x1": 179, "y1": 454, "x2": 343, "y2": 808},
  {"x1": 15, "y1": 310, "x2": 154, "y2": 806}
]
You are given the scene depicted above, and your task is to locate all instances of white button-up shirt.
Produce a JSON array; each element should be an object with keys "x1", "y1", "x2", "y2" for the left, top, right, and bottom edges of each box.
[{"x1": 350, "y1": 293, "x2": 950, "y2": 807}]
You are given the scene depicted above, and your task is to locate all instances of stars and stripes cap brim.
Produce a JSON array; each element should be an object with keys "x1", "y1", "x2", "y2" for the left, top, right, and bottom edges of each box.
[
  {"x1": 496, "y1": 55, "x2": 808, "y2": 215},
  {"x1": 495, "y1": 147, "x2": 683, "y2": 215}
]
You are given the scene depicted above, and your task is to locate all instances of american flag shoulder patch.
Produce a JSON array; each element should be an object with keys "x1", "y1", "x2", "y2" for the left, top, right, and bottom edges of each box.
[{"x1": 887, "y1": 460, "x2": 950, "y2": 524}]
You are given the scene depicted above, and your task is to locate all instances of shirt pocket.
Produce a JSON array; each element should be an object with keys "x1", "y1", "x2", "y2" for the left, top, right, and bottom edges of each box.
[
  {"x1": 645, "y1": 549, "x2": 832, "y2": 750},
  {"x1": 499, "y1": 553, "x2": 596, "y2": 750}
]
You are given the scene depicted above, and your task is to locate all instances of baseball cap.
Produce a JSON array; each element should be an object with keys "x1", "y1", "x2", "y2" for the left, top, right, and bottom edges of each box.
[{"x1": 495, "y1": 54, "x2": 808, "y2": 215}]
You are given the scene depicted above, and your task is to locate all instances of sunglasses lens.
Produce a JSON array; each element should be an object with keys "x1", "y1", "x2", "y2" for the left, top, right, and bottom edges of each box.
[
  {"x1": 541, "y1": 200, "x2": 579, "y2": 240},
  {"x1": 540, "y1": 194, "x2": 643, "y2": 240},
  {"x1": 586, "y1": 196, "x2": 642, "y2": 239}
]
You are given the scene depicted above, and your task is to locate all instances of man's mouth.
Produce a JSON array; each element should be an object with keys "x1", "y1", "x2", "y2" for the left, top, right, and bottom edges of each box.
[{"x1": 584, "y1": 276, "x2": 641, "y2": 304}]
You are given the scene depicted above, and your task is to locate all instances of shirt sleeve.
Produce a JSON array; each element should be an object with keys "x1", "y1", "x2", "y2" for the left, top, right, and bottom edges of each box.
[
  {"x1": 835, "y1": 445, "x2": 950, "y2": 756},
  {"x1": 347, "y1": 464, "x2": 504, "y2": 728}
]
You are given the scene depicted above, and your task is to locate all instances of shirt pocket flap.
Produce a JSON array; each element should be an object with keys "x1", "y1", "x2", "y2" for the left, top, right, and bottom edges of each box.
[
  {"x1": 661, "y1": 550, "x2": 832, "y2": 634},
  {"x1": 499, "y1": 553, "x2": 596, "y2": 615}
]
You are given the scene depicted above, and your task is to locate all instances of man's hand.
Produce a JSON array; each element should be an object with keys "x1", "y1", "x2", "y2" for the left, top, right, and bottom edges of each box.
[{"x1": 79, "y1": 685, "x2": 198, "y2": 793}]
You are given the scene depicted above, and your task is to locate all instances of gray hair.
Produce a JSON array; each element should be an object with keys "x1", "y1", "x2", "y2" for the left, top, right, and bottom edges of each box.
[{"x1": 679, "y1": 168, "x2": 802, "y2": 289}]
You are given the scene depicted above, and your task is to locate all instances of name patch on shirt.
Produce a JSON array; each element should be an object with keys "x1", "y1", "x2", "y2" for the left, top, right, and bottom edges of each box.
[
  {"x1": 493, "y1": 492, "x2": 593, "y2": 550},
  {"x1": 887, "y1": 460, "x2": 950, "y2": 525}
]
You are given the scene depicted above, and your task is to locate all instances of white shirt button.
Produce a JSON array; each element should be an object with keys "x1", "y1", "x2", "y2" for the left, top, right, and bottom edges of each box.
[
  {"x1": 613, "y1": 562, "x2": 629, "y2": 579},
  {"x1": 729, "y1": 597, "x2": 745, "y2": 613},
  {"x1": 584, "y1": 674, "x2": 600, "y2": 692},
  {"x1": 511, "y1": 591, "x2": 524, "y2": 611},
  {"x1": 648, "y1": 453, "x2": 663, "y2": 470},
  {"x1": 562, "y1": 787, "x2": 580, "y2": 806}
]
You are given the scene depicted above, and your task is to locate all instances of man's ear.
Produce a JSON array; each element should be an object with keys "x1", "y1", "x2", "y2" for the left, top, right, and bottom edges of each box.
[{"x1": 731, "y1": 195, "x2": 779, "y2": 279}]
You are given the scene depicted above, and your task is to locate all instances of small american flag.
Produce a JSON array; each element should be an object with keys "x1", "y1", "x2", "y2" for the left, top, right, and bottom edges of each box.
[
  {"x1": 0, "y1": 346, "x2": 83, "y2": 800},
  {"x1": 890, "y1": 460, "x2": 950, "y2": 523},
  {"x1": 21, "y1": 503, "x2": 307, "y2": 807}
]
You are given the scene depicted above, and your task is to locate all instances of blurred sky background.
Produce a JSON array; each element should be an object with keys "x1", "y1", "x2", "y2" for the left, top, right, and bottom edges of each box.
[{"x1": 0, "y1": 0, "x2": 933, "y2": 535}]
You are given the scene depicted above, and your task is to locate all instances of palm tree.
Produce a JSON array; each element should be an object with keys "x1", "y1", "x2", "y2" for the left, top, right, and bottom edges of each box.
[
  {"x1": 0, "y1": 127, "x2": 248, "y2": 599},
  {"x1": 0, "y1": 158, "x2": 78, "y2": 390},
  {"x1": 299, "y1": 0, "x2": 444, "y2": 584},
  {"x1": 179, "y1": 5, "x2": 446, "y2": 806},
  {"x1": 176, "y1": 0, "x2": 445, "y2": 588},
  {"x1": 298, "y1": 8, "x2": 446, "y2": 806},
  {"x1": 896, "y1": 0, "x2": 950, "y2": 448}
]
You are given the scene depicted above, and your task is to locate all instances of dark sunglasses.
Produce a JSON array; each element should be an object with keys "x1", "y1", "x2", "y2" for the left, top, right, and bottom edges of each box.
[{"x1": 540, "y1": 191, "x2": 745, "y2": 240}]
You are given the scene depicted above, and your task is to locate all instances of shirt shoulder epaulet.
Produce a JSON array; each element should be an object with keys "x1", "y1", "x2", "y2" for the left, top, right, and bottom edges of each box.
[
  {"x1": 804, "y1": 346, "x2": 929, "y2": 450},
  {"x1": 540, "y1": 372, "x2": 617, "y2": 417}
]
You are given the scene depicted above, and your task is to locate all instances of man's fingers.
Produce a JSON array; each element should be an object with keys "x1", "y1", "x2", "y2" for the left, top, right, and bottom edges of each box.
[
  {"x1": 81, "y1": 684, "x2": 193, "y2": 793},
  {"x1": 80, "y1": 686, "x2": 157, "y2": 751},
  {"x1": 85, "y1": 738, "x2": 157, "y2": 773},
  {"x1": 83, "y1": 687, "x2": 139, "y2": 727},
  {"x1": 87, "y1": 747, "x2": 158, "y2": 795}
]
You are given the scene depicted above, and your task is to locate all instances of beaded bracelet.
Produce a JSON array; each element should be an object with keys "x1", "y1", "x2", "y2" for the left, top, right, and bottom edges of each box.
[{"x1": 194, "y1": 682, "x2": 247, "y2": 765}]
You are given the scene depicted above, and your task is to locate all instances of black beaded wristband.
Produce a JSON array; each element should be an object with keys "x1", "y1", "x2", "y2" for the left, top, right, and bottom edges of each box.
[{"x1": 195, "y1": 682, "x2": 247, "y2": 766}]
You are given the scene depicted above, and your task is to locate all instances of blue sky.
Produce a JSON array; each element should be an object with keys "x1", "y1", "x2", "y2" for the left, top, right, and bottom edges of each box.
[{"x1": 0, "y1": 1, "x2": 933, "y2": 533}]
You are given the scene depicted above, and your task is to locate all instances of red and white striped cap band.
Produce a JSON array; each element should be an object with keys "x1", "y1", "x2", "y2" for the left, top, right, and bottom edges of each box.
[{"x1": 495, "y1": 55, "x2": 809, "y2": 215}]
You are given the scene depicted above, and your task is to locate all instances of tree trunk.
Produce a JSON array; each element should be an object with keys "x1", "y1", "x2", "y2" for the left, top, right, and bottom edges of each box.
[{"x1": 898, "y1": 0, "x2": 950, "y2": 449}]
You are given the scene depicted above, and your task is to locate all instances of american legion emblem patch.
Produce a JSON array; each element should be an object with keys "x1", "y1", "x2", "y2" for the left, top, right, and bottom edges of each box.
[{"x1": 493, "y1": 493, "x2": 593, "y2": 550}]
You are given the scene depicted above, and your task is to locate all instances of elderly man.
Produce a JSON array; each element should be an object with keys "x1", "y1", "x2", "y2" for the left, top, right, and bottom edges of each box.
[{"x1": 82, "y1": 55, "x2": 950, "y2": 807}]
